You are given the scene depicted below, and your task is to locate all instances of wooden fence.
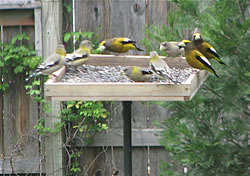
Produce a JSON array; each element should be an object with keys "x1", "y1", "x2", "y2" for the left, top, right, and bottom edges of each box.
[{"x1": 0, "y1": 0, "x2": 183, "y2": 175}]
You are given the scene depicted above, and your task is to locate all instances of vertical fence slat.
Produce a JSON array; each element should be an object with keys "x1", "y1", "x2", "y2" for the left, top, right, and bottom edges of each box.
[
  {"x1": 147, "y1": 0, "x2": 174, "y2": 27},
  {"x1": 75, "y1": 0, "x2": 112, "y2": 41},
  {"x1": 110, "y1": 0, "x2": 146, "y2": 54},
  {"x1": 42, "y1": 0, "x2": 63, "y2": 175},
  {"x1": 35, "y1": 8, "x2": 43, "y2": 57},
  {"x1": 3, "y1": 26, "x2": 39, "y2": 159}
]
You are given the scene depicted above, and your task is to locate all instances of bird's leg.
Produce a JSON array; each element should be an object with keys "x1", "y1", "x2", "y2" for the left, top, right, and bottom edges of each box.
[
  {"x1": 76, "y1": 67, "x2": 85, "y2": 74},
  {"x1": 192, "y1": 68, "x2": 200, "y2": 74}
]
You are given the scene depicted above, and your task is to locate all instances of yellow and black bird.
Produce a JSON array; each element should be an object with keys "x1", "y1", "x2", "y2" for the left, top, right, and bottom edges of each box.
[
  {"x1": 98, "y1": 37, "x2": 144, "y2": 54},
  {"x1": 65, "y1": 40, "x2": 92, "y2": 67},
  {"x1": 159, "y1": 41, "x2": 184, "y2": 57},
  {"x1": 26, "y1": 45, "x2": 66, "y2": 81},
  {"x1": 192, "y1": 33, "x2": 225, "y2": 65},
  {"x1": 122, "y1": 66, "x2": 153, "y2": 82},
  {"x1": 179, "y1": 40, "x2": 219, "y2": 78}
]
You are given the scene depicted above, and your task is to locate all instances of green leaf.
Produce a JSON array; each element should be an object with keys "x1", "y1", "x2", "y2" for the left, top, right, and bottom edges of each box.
[
  {"x1": 0, "y1": 82, "x2": 9, "y2": 91},
  {"x1": 14, "y1": 65, "x2": 24, "y2": 73},
  {"x1": 64, "y1": 33, "x2": 72, "y2": 43},
  {"x1": 87, "y1": 32, "x2": 94, "y2": 39}
]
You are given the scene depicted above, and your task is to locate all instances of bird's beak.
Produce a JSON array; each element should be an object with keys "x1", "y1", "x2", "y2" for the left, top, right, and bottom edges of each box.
[
  {"x1": 159, "y1": 45, "x2": 165, "y2": 51},
  {"x1": 194, "y1": 34, "x2": 201, "y2": 40},
  {"x1": 178, "y1": 41, "x2": 185, "y2": 49}
]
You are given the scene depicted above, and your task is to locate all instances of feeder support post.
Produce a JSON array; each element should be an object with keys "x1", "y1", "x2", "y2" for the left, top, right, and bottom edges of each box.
[{"x1": 122, "y1": 101, "x2": 132, "y2": 176}]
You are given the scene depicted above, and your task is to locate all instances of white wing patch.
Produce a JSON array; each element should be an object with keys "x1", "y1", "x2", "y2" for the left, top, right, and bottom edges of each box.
[
  {"x1": 123, "y1": 38, "x2": 131, "y2": 42},
  {"x1": 200, "y1": 55, "x2": 211, "y2": 66},
  {"x1": 210, "y1": 47, "x2": 217, "y2": 53},
  {"x1": 65, "y1": 53, "x2": 84, "y2": 60}
]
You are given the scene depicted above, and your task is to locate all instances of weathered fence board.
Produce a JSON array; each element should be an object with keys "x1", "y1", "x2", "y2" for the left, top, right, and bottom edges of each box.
[
  {"x1": 0, "y1": 157, "x2": 41, "y2": 174},
  {"x1": 0, "y1": 0, "x2": 41, "y2": 10},
  {"x1": 1, "y1": 25, "x2": 40, "y2": 174},
  {"x1": 75, "y1": 0, "x2": 112, "y2": 41},
  {"x1": 77, "y1": 146, "x2": 172, "y2": 176},
  {"x1": 110, "y1": 0, "x2": 146, "y2": 54},
  {"x1": 76, "y1": 129, "x2": 162, "y2": 147},
  {"x1": 41, "y1": 0, "x2": 64, "y2": 176},
  {"x1": 0, "y1": 9, "x2": 34, "y2": 26}
]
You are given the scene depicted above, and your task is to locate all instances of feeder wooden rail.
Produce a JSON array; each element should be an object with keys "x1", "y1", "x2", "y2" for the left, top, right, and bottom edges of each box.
[{"x1": 45, "y1": 54, "x2": 209, "y2": 101}]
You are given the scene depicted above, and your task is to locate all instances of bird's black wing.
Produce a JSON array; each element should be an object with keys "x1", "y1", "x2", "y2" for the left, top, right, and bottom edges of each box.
[
  {"x1": 120, "y1": 40, "x2": 136, "y2": 45},
  {"x1": 207, "y1": 47, "x2": 220, "y2": 59},
  {"x1": 141, "y1": 69, "x2": 153, "y2": 75}
]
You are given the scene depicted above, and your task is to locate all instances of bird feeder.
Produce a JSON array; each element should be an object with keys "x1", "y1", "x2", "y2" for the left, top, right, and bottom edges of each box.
[{"x1": 44, "y1": 54, "x2": 209, "y2": 176}]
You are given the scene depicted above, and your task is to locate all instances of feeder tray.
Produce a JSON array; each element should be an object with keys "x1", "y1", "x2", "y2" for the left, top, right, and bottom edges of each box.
[{"x1": 45, "y1": 54, "x2": 209, "y2": 101}]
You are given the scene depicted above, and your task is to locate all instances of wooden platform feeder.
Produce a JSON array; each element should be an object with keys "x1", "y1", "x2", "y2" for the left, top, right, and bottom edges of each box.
[
  {"x1": 44, "y1": 54, "x2": 209, "y2": 176},
  {"x1": 45, "y1": 54, "x2": 209, "y2": 101}
]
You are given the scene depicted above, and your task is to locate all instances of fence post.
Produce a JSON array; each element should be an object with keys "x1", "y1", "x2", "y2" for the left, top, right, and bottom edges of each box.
[
  {"x1": 42, "y1": 0, "x2": 63, "y2": 175},
  {"x1": 45, "y1": 101, "x2": 63, "y2": 176}
]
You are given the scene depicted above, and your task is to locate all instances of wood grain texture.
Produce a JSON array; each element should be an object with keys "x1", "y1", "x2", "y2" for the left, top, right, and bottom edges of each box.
[
  {"x1": 110, "y1": 0, "x2": 146, "y2": 55},
  {"x1": 45, "y1": 81, "x2": 192, "y2": 101},
  {"x1": 2, "y1": 26, "x2": 39, "y2": 161},
  {"x1": 86, "y1": 54, "x2": 190, "y2": 68},
  {"x1": 75, "y1": 0, "x2": 112, "y2": 40},
  {"x1": 0, "y1": 157, "x2": 41, "y2": 174},
  {"x1": 34, "y1": 8, "x2": 43, "y2": 57},
  {"x1": 75, "y1": 129, "x2": 162, "y2": 147},
  {"x1": 42, "y1": 0, "x2": 63, "y2": 58},
  {"x1": 45, "y1": 101, "x2": 63, "y2": 176},
  {"x1": 131, "y1": 101, "x2": 171, "y2": 128},
  {"x1": 44, "y1": 64, "x2": 209, "y2": 102},
  {"x1": 42, "y1": 1, "x2": 64, "y2": 176},
  {"x1": 0, "y1": 9, "x2": 34, "y2": 26},
  {"x1": 0, "y1": 0, "x2": 41, "y2": 10},
  {"x1": 147, "y1": 0, "x2": 174, "y2": 26},
  {"x1": 77, "y1": 146, "x2": 173, "y2": 176},
  {"x1": 3, "y1": 72, "x2": 40, "y2": 169}
]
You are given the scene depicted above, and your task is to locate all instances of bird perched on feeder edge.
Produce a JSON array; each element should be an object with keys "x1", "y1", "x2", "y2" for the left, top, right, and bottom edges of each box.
[
  {"x1": 65, "y1": 40, "x2": 92, "y2": 72},
  {"x1": 149, "y1": 51, "x2": 179, "y2": 84},
  {"x1": 178, "y1": 40, "x2": 219, "y2": 78},
  {"x1": 192, "y1": 33, "x2": 225, "y2": 65},
  {"x1": 159, "y1": 41, "x2": 184, "y2": 57},
  {"x1": 26, "y1": 45, "x2": 66, "y2": 81},
  {"x1": 97, "y1": 37, "x2": 144, "y2": 54},
  {"x1": 122, "y1": 66, "x2": 153, "y2": 82}
]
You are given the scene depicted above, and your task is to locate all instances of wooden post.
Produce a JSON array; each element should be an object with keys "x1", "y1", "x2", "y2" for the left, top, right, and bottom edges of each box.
[
  {"x1": 41, "y1": 0, "x2": 63, "y2": 175},
  {"x1": 45, "y1": 101, "x2": 63, "y2": 176},
  {"x1": 122, "y1": 101, "x2": 132, "y2": 176},
  {"x1": 0, "y1": 25, "x2": 3, "y2": 158}
]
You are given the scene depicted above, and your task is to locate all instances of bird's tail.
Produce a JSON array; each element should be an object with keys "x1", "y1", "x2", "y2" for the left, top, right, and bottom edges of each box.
[
  {"x1": 132, "y1": 43, "x2": 144, "y2": 51},
  {"x1": 218, "y1": 59, "x2": 226, "y2": 65},
  {"x1": 214, "y1": 57, "x2": 226, "y2": 65},
  {"x1": 135, "y1": 46, "x2": 144, "y2": 51},
  {"x1": 213, "y1": 71, "x2": 220, "y2": 78},
  {"x1": 208, "y1": 67, "x2": 220, "y2": 78},
  {"x1": 25, "y1": 69, "x2": 41, "y2": 81}
]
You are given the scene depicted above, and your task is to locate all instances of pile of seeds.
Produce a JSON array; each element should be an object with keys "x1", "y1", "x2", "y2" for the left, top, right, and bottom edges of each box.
[{"x1": 61, "y1": 65, "x2": 194, "y2": 84}]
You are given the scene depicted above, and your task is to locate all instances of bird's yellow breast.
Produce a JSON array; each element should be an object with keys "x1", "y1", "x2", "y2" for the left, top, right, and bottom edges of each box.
[{"x1": 185, "y1": 49, "x2": 207, "y2": 70}]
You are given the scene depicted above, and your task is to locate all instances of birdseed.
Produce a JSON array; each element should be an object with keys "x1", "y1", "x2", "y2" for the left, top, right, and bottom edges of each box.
[{"x1": 61, "y1": 65, "x2": 194, "y2": 84}]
